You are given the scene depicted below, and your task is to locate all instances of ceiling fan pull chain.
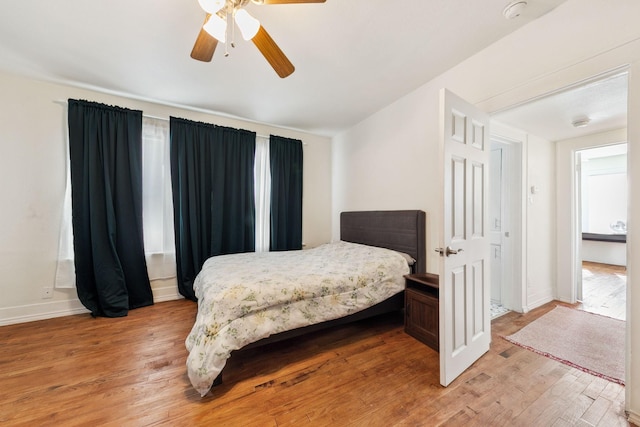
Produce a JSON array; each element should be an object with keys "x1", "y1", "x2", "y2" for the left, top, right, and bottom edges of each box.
[
  {"x1": 231, "y1": 9, "x2": 237, "y2": 48},
  {"x1": 224, "y1": 12, "x2": 231, "y2": 56}
]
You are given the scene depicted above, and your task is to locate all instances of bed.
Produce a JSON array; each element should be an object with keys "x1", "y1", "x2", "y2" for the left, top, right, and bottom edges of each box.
[{"x1": 185, "y1": 210, "x2": 426, "y2": 396}]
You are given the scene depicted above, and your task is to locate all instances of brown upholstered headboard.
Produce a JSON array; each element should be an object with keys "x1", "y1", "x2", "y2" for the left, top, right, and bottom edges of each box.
[{"x1": 340, "y1": 210, "x2": 426, "y2": 274}]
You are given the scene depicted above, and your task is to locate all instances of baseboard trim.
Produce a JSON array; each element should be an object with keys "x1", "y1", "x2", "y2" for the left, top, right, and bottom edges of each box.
[
  {"x1": 627, "y1": 409, "x2": 640, "y2": 425},
  {"x1": 0, "y1": 285, "x2": 182, "y2": 326},
  {"x1": 152, "y1": 283, "x2": 182, "y2": 303},
  {"x1": 524, "y1": 295, "x2": 555, "y2": 312},
  {"x1": 0, "y1": 299, "x2": 89, "y2": 326}
]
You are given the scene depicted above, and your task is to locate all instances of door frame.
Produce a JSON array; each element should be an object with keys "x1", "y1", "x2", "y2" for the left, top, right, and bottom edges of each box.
[
  {"x1": 490, "y1": 124, "x2": 526, "y2": 313},
  {"x1": 571, "y1": 141, "x2": 629, "y2": 303},
  {"x1": 554, "y1": 128, "x2": 628, "y2": 303}
]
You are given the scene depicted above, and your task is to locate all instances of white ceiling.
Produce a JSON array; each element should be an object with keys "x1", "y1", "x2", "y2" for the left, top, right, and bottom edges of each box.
[
  {"x1": 0, "y1": 0, "x2": 570, "y2": 136},
  {"x1": 493, "y1": 71, "x2": 629, "y2": 142}
]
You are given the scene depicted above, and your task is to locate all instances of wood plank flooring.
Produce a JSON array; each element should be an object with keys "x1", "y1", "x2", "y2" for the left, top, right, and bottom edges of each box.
[
  {"x1": 580, "y1": 261, "x2": 627, "y2": 320},
  {"x1": 0, "y1": 299, "x2": 631, "y2": 426}
]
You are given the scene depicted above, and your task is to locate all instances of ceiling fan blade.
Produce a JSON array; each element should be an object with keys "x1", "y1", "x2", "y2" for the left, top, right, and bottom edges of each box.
[
  {"x1": 190, "y1": 14, "x2": 218, "y2": 62},
  {"x1": 259, "y1": 0, "x2": 326, "y2": 4},
  {"x1": 252, "y1": 26, "x2": 295, "y2": 78}
]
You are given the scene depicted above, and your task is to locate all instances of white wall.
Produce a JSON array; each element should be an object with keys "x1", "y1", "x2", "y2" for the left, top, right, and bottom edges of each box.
[
  {"x1": 0, "y1": 71, "x2": 332, "y2": 325},
  {"x1": 626, "y1": 59, "x2": 640, "y2": 423},
  {"x1": 331, "y1": 88, "x2": 439, "y2": 269},
  {"x1": 525, "y1": 134, "x2": 556, "y2": 310},
  {"x1": 582, "y1": 241, "x2": 626, "y2": 266}
]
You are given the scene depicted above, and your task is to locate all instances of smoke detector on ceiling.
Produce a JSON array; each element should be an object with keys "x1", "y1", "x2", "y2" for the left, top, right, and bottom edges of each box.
[
  {"x1": 572, "y1": 116, "x2": 591, "y2": 128},
  {"x1": 503, "y1": 1, "x2": 527, "y2": 19}
]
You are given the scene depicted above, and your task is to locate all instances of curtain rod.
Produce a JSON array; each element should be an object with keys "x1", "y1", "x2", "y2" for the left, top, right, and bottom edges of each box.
[
  {"x1": 53, "y1": 100, "x2": 302, "y2": 143},
  {"x1": 54, "y1": 100, "x2": 170, "y2": 122}
]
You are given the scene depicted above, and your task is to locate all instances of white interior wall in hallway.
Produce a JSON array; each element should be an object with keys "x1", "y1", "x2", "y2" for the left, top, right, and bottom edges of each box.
[{"x1": 525, "y1": 133, "x2": 556, "y2": 310}]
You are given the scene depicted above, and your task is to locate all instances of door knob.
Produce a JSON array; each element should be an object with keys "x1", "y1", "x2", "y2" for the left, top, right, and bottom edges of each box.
[
  {"x1": 445, "y1": 246, "x2": 463, "y2": 257},
  {"x1": 435, "y1": 247, "x2": 463, "y2": 257}
]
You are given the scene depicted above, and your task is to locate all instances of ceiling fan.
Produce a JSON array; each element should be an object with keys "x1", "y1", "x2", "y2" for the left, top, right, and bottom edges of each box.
[{"x1": 191, "y1": 0, "x2": 326, "y2": 78}]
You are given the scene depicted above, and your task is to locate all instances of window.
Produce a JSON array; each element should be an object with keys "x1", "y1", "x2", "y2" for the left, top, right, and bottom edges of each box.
[
  {"x1": 254, "y1": 135, "x2": 271, "y2": 252},
  {"x1": 56, "y1": 113, "x2": 277, "y2": 290},
  {"x1": 580, "y1": 144, "x2": 627, "y2": 235},
  {"x1": 142, "y1": 117, "x2": 176, "y2": 280},
  {"x1": 53, "y1": 108, "x2": 75, "y2": 289}
]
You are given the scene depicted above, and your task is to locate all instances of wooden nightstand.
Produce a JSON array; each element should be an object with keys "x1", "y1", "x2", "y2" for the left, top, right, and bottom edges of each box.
[{"x1": 404, "y1": 273, "x2": 439, "y2": 352}]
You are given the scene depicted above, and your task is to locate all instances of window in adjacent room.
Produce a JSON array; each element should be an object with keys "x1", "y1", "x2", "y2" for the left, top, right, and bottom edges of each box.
[{"x1": 580, "y1": 143, "x2": 627, "y2": 236}]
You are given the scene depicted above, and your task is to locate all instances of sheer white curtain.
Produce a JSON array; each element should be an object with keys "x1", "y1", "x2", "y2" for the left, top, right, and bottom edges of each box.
[
  {"x1": 55, "y1": 115, "x2": 268, "y2": 289},
  {"x1": 142, "y1": 116, "x2": 176, "y2": 280},
  {"x1": 54, "y1": 106, "x2": 75, "y2": 288},
  {"x1": 254, "y1": 135, "x2": 271, "y2": 252}
]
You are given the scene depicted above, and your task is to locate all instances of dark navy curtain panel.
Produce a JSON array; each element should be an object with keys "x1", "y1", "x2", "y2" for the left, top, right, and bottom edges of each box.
[
  {"x1": 269, "y1": 135, "x2": 303, "y2": 251},
  {"x1": 67, "y1": 99, "x2": 153, "y2": 317},
  {"x1": 170, "y1": 117, "x2": 256, "y2": 301}
]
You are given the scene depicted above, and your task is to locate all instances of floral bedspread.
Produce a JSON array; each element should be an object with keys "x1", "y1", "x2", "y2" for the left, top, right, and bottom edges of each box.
[{"x1": 185, "y1": 241, "x2": 409, "y2": 396}]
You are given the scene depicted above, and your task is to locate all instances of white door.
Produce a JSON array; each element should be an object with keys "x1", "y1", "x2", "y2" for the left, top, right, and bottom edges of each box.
[{"x1": 439, "y1": 89, "x2": 491, "y2": 387}]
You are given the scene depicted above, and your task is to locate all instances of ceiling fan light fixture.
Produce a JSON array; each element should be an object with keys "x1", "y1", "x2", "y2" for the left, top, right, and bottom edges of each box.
[
  {"x1": 203, "y1": 13, "x2": 227, "y2": 43},
  {"x1": 235, "y1": 9, "x2": 260, "y2": 40},
  {"x1": 198, "y1": 0, "x2": 226, "y2": 14}
]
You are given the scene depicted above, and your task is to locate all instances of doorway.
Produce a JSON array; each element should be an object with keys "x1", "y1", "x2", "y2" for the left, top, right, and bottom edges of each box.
[
  {"x1": 491, "y1": 70, "x2": 628, "y2": 308},
  {"x1": 489, "y1": 133, "x2": 524, "y2": 317},
  {"x1": 576, "y1": 143, "x2": 628, "y2": 321},
  {"x1": 484, "y1": 66, "x2": 632, "y2": 419}
]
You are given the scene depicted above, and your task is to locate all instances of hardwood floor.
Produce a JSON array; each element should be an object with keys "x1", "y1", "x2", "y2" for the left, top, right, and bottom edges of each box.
[
  {"x1": 0, "y1": 299, "x2": 631, "y2": 426},
  {"x1": 579, "y1": 261, "x2": 627, "y2": 320}
]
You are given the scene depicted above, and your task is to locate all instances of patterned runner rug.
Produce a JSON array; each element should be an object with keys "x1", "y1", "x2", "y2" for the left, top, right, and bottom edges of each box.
[{"x1": 504, "y1": 305, "x2": 625, "y2": 385}]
